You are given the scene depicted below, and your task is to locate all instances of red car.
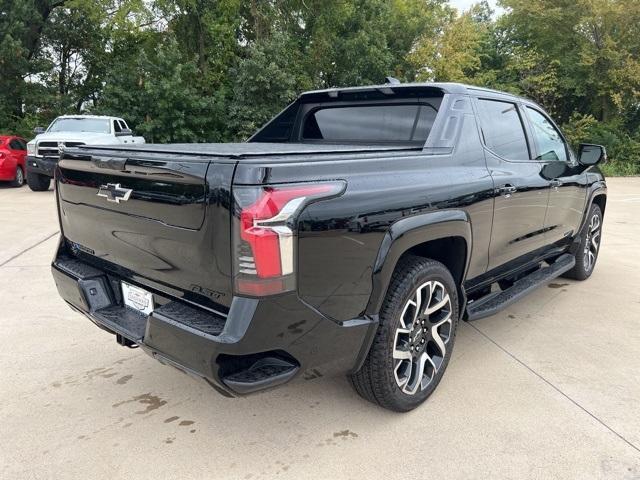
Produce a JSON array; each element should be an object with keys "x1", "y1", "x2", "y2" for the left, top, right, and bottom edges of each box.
[{"x1": 0, "y1": 136, "x2": 27, "y2": 187}]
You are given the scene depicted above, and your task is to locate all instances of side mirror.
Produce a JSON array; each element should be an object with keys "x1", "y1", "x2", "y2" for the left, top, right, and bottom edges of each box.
[
  {"x1": 115, "y1": 129, "x2": 133, "y2": 137},
  {"x1": 578, "y1": 144, "x2": 607, "y2": 166},
  {"x1": 33, "y1": 126, "x2": 45, "y2": 135}
]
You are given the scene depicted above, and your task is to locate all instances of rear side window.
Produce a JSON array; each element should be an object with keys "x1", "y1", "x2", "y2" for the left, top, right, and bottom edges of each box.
[
  {"x1": 477, "y1": 99, "x2": 529, "y2": 160},
  {"x1": 9, "y1": 139, "x2": 25, "y2": 150},
  {"x1": 302, "y1": 104, "x2": 437, "y2": 144}
]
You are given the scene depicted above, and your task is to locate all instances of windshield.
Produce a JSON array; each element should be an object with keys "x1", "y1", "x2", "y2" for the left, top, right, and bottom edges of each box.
[{"x1": 48, "y1": 118, "x2": 111, "y2": 134}]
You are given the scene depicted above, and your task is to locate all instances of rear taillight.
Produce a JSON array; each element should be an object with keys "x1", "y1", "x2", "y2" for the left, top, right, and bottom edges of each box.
[{"x1": 233, "y1": 182, "x2": 344, "y2": 296}]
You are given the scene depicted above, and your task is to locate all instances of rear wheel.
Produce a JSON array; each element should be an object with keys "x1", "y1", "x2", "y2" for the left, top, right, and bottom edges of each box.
[
  {"x1": 26, "y1": 171, "x2": 51, "y2": 191},
  {"x1": 10, "y1": 166, "x2": 25, "y2": 187},
  {"x1": 564, "y1": 204, "x2": 602, "y2": 280},
  {"x1": 349, "y1": 255, "x2": 459, "y2": 412}
]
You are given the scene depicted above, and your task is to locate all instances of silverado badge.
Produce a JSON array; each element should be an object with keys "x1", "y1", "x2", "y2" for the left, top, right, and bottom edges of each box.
[{"x1": 97, "y1": 183, "x2": 133, "y2": 203}]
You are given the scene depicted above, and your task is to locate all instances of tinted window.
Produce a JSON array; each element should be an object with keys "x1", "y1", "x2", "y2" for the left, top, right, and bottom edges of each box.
[
  {"x1": 9, "y1": 139, "x2": 25, "y2": 150},
  {"x1": 113, "y1": 120, "x2": 122, "y2": 133},
  {"x1": 477, "y1": 99, "x2": 529, "y2": 160},
  {"x1": 302, "y1": 104, "x2": 437, "y2": 144},
  {"x1": 526, "y1": 107, "x2": 567, "y2": 162}
]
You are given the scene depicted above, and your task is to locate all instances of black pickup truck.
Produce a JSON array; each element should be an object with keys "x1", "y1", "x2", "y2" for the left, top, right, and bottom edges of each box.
[{"x1": 51, "y1": 82, "x2": 607, "y2": 411}]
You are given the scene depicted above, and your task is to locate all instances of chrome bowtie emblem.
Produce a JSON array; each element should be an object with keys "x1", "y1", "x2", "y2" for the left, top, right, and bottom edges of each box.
[
  {"x1": 57, "y1": 142, "x2": 65, "y2": 155},
  {"x1": 97, "y1": 183, "x2": 133, "y2": 203}
]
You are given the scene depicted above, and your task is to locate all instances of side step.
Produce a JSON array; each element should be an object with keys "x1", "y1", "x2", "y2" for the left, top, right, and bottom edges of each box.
[
  {"x1": 221, "y1": 357, "x2": 299, "y2": 395},
  {"x1": 466, "y1": 253, "x2": 575, "y2": 321}
]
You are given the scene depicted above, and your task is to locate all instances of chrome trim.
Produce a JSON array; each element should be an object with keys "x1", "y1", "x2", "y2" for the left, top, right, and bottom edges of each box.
[{"x1": 253, "y1": 197, "x2": 307, "y2": 276}]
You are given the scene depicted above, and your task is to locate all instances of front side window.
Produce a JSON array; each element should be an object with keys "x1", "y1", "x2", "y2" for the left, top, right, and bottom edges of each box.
[
  {"x1": 48, "y1": 118, "x2": 111, "y2": 134},
  {"x1": 302, "y1": 104, "x2": 437, "y2": 144},
  {"x1": 476, "y1": 99, "x2": 530, "y2": 160},
  {"x1": 526, "y1": 107, "x2": 568, "y2": 162}
]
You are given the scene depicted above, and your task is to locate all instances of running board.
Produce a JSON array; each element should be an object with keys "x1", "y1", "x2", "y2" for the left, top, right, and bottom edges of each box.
[{"x1": 466, "y1": 253, "x2": 575, "y2": 321}]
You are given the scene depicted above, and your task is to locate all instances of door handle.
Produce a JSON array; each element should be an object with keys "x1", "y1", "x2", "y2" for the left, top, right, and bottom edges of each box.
[
  {"x1": 550, "y1": 179, "x2": 563, "y2": 189},
  {"x1": 498, "y1": 184, "x2": 517, "y2": 197}
]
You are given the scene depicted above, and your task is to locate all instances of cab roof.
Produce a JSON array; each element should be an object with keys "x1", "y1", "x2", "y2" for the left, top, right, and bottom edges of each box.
[
  {"x1": 54, "y1": 115, "x2": 123, "y2": 121},
  {"x1": 300, "y1": 82, "x2": 533, "y2": 104}
]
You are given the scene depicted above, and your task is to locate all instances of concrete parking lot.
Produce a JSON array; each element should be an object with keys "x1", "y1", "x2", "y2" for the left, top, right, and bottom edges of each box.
[{"x1": 1, "y1": 178, "x2": 639, "y2": 479}]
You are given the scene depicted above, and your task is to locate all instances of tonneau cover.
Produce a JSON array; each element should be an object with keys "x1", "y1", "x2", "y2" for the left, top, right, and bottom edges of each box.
[{"x1": 78, "y1": 142, "x2": 419, "y2": 159}]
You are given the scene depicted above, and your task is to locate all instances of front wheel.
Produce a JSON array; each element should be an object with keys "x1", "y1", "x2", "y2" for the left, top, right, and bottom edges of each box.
[
  {"x1": 26, "y1": 171, "x2": 51, "y2": 191},
  {"x1": 564, "y1": 204, "x2": 603, "y2": 280},
  {"x1": 349, "y1": 255, "x2": 459, "y2": 412}
]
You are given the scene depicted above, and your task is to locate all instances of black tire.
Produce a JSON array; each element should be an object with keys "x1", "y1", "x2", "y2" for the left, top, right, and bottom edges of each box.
[
  {"x1": 563, "y1": 204, "x2": 603, "y2": 281},
  {"x1": 349, "y1": 255, "x2": 459, "y2": 412},
  {"x1": 26, "y1": 171, "x2": 51, "y2": 191},
  {"x1": 10, "y1": 166, "x2": 25, "y2": 187}
]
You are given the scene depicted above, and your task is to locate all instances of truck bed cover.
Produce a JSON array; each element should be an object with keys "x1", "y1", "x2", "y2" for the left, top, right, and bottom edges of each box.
[{"x1": 79, "y1": 142, "x2": 420, "y2": 159}]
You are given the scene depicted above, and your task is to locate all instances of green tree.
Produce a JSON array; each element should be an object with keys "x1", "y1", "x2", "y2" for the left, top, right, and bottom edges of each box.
[
  {"x1": 228, "y1": 32, "x2": 311, "y2": 140},
  {"x1": 96, "y1": 35, "x2": 223, "y2": 142},
  {"x1": 499, "y1": 0, "x2": 640, "y2": 123}
]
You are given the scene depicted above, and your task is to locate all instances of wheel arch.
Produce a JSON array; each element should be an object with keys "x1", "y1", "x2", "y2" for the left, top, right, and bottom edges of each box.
[
  {"x1": 366, "y1": 210, "x2": 472, "y2": 316},
  {"x1": 591, "y1": 192, "x2": 607, "y2": 216},
  {"x1": 578, "y1": 184, "x2": 607, "y2": 235}
]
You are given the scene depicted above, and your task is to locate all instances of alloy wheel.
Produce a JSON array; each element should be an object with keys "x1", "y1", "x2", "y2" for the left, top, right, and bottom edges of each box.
[
  {"x1": 393, "y1": 280, "x2": 453, "y2": 395},
  {"x1": 16, "y1": 168, "x2": 24, "y2": 185},
  {"x1": 583, "y1": 212, "x2": 601, "y2": 273}
]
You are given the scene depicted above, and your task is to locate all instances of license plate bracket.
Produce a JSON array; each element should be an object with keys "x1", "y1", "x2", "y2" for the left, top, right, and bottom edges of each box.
[{"x1": 121, "y1": 282, "x2": 154, "y2": 315}]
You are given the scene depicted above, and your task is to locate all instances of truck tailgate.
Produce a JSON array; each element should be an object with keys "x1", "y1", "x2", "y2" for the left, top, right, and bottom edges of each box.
[{"x1": 56, "y1": 152, "x2": 235, "y2": 308}]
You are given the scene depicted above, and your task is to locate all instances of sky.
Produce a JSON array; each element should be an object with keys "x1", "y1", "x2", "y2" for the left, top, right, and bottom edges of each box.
[{"x1": 449, "y1": 0, "x2": 502, "y2": 14}]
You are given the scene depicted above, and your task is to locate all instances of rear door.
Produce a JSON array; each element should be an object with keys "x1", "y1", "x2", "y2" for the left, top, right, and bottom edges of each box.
[
  {"x1": 474, "y1": 97, "x2": 551, "y2": 270},
  {"x1": 56, "y1": 150, "x2": 236, "y2": 308},
  {"x1": 524, "y1": 106, "x2": 587, "y2": 243},
  {"x1": 9, "y1": 138, "x2": 26, "y2": 165}
]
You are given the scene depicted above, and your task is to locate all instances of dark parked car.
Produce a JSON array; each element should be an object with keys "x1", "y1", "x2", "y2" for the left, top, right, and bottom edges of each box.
[{"x1": 51, "y1": 82, "x2": 607, "y2": 411}]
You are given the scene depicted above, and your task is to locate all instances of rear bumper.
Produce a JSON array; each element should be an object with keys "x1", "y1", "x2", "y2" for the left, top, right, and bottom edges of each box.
[
  {"x1": 26, "y1": 155, "x2": 56, "y2": 177},
  {"x1": 51, "y1": 253, "x2": 377, "y2": 396}
]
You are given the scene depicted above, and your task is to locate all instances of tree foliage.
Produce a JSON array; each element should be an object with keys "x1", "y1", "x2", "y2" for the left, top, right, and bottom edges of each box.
[{"x1": 0, "y1": 0, "x2": 639, "y2": 173}]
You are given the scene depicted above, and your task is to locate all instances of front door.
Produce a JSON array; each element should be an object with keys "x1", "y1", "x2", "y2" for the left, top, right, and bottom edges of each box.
[
  {"x1": 524, "y1": 107, "x2": 588, "y2": 244},
  {"x1": 474, "y1": 97, "x2": 551, "y2": 270}
]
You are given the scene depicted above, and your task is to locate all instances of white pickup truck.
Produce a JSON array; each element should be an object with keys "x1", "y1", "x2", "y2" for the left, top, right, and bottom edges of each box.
[{"x1": 26, "y1": 115, "x2": 146, "y2": 191}]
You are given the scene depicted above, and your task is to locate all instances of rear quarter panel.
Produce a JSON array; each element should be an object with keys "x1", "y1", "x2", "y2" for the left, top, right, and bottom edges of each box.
[{"x1": 233, "y1": 103, "x2": 495, "y2": 322}]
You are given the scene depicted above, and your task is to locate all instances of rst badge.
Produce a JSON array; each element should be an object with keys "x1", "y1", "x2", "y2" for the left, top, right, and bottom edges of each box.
[{"x1": 97, "y1": 183, "x2": 132, "y2": 203}]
